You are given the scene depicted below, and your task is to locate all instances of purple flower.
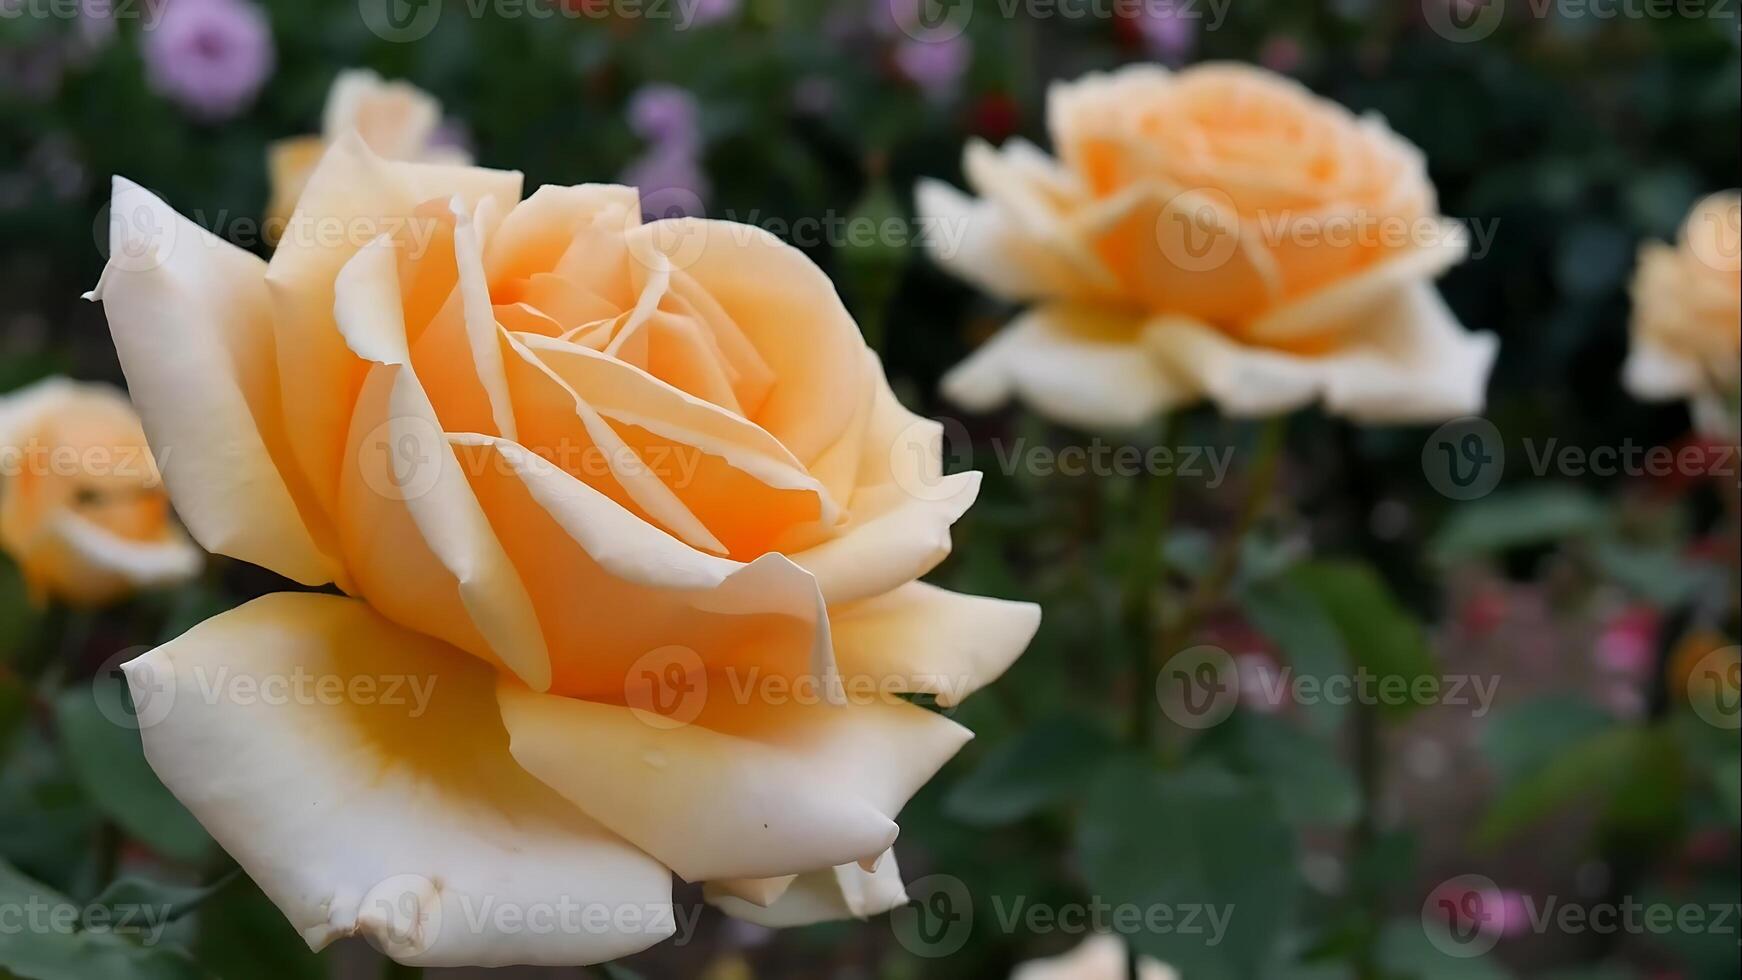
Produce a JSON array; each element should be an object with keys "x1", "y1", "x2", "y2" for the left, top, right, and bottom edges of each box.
[
  {"x1": 1135, "y1": 0, "x2": 1198, "y2": 65},
  {"x1": 627, "y1": 84, "x2": 702, "y2": 150},
  {"x1": 140, "y1": 0, "x2": 275, "y2": 121},
  {"x1": 894, "y1": 35, "x2": 971, "y2": 102},
  {"x1": 622, "y1": 146, "x2": 710, "y2": 221}
]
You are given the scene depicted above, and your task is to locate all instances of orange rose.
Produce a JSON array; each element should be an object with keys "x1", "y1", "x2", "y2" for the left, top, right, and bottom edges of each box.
[
  {"x1": 91, "y1": 137, "x2": 1036, "y2": 966},
  {"x1": 0, "y1": 377, "x2": 199, "y2": 606},
  {"x1": 919, "y1": 63, "x2": 1497, "y2": 428},
  {"x1": 1626, "y1": 191, "x2": 1741, "y2": 439}
]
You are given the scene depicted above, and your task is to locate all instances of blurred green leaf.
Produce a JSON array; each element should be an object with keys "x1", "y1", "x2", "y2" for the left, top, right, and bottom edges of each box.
[
  {"x1": 1286, "y1": 562, "x2": 1436, "y2": 720},
  {"x1": 52, "y1": 676, "x2": 210, "y2": 865},
  {"x1": 1239, "y1": 577, "x2": 1352, "y2": 736},
  {"x1": 944, "y1": 716, "x2": 1115, "y2": 826},
  {"x1": 1477, "y1": 725, "x2": 1684, "y2": 848},
  {"x1": 1225, "y1": 715, "x2": 1360, "y2": 830},
  {"x1": 1375, "y1": 918, "x2": 1511, "y2": 980},
  {"x1": 1430, "y1": 487, "x2": 1605, "y2": 564},
  {"x1": 1077, "y1": 760, "x2": 1299, "y2": 980},
  {"x1": 1478, "y1": 696, "x2": 1616, "y2": 787},
  {"x1": 0, "y1": 858, "x2": 211, "y2": 980},
  {"x1": 1587, "y1": 538, "x2": 1715, "y2": 607},
  {"x1": 192, "y1": 874, "x2": 325, "y2": 980}
]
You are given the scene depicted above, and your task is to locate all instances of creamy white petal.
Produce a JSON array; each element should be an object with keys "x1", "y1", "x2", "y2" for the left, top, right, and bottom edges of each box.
[
  {"x1": 941, "y1": 304, "x2": 1189, "y2": 430},
  {"x1": 87, "y1": 177, "x2": 342, "y2": 587},
  {"x1": 705, "y1": 850, "x2": 908, "y2": 927},
  {"x1": 832, "y1": 582, "x2": 1039, "y2": 707},
  {"x1": 127, "y1": 593, "x2": 674, "y2": 968},
  {"x1": 499, "y1": 686, "x2": 969, "y2": 883}
]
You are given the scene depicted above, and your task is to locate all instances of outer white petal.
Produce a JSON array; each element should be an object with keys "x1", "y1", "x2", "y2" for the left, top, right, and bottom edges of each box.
[
  {"x1": 942, "y1": 304, "x2": 1189, "y2": 430},
  {"x1": 1623, "y1": 333, "x2": 1705, "y2": 402},
  {"x1": 44, "y1": 513, "x2": 201, "y2": 588},
  {"x1": 499, "y1": 687, "x2": 969, "y2": 884},
  {"x1": 705, "y1": 849, "x2": 909, "y2": 927},
  {"x1": 87, "y1": 178, "x2": 342, "y2": 587},
  {"x1": 831, "y1": 582, "x2": 1039, "y2": 707},
  {"x1": 127, "y1": 593, "x2": 675, "y2": 968},
  {"x1": 1146, "y1": 284, "x2": 1497, "y2": 423}
]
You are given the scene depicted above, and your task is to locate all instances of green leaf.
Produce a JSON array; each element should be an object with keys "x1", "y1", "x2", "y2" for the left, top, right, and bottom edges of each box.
[
  {"x1": 1476, "y1": 725, "x2": 1683, "y2": 848},
  {"x1": 1430, "y1": 486, "x2": 1604, "y2": 563},
  {"x1": 944, "y1": 716, "x2": 1115, "y2": 826},
  {"x1": 1587, "y1": 537, "x2": 1716, "y2": 607},
  {"x1": 191, "y1": 874, "x2": 326, "y2": 980},
  {"x1": 1077, "y1": 760, "x2": 1298, "y2": 980},
  {"x1": 1286, "y1": 562, "x2": 1436, "y2": 719},
  {"x1": 52, "y1": 675, "x2": 211, "y2": 865},
  {"x1": 1225, "y1": 714, "x2": 1360, "y2": 829},
  {"x1": 1239, "y1": 577, "x2": 1352, "y2": 736},
  {"x1": 1375, "y1": 917, "x2": 1512, "y2": 980},
  {"x1": 0, "y1": 858, "x2": 211, "y2": 980},
  {"x1": 1478, "y1": 696, "x2": 1616, "y2": 787}
]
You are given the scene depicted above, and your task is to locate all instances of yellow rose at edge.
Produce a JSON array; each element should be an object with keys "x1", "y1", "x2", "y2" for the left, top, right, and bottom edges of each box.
[
  {"x1": 1625, "y1": 190, "x2": 1742, "y2": 440},
  {"x1": 89, "y1": 135, "x2": 1037, "y2": 967},
  {"x1": 0, "y1": 377, "x2": 200, "y2": 607},
  {"x1": 918, "y1": 62, "x2": 1498, "y2": 429}
]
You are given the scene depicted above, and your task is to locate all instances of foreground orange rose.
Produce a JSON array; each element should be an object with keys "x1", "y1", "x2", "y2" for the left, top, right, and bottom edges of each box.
[
  {"x1": 0, "y1": 377, "x2": 200, "y2": 606},
  {"x1": 1625, "y1": 190, "x2": 1741, "y2": 439},
  {"x1": 90, "y1": 136, "x2": 1036, "y2": 966},
  {"x1": 918, "y1": 63, "x2": 1497, "y2": 428},
  {"x1": 266, "y1": 69, "x2": 468, "y2": 241}
]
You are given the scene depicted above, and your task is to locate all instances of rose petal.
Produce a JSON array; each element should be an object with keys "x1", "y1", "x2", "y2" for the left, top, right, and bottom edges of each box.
[
  {"x1": 88, "y1": 177, "x2": 343, "y2": 587},
  {"x1": 940, "y1": 303, "x2": 1188, "y2": 429},
  {"x1": 832, "y1": 582, "x2": 1039, "y2": 707},
  {"x1": 705, "y1": 850, "x2": 908, "y2": 926},
  {"x1": 127, "y1": 593, "x2": 674, "y2": 968},
  {"x1": 498, "y1": 684, "x2": 969, "y2": 882}
]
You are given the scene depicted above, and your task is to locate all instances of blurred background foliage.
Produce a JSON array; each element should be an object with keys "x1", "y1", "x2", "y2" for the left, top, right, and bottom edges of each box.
[{"x1": 2, "y1": 1, "x2": 1739, "y2": 979}]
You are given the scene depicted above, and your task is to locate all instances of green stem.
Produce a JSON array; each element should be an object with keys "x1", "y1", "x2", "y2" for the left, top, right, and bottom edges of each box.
[
  {"x1": 1156, "y1": 417, "x2": 1287, "y2": 672},
  {"x1": 1121, "y1": 414, "x2": 1179, "y2": 748}
]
